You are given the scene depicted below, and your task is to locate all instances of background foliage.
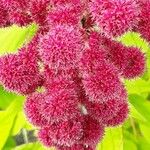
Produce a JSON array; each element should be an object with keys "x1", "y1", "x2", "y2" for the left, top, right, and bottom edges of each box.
[{"x1": 0, "y1": 25, "x2": 150, "y2": 150}]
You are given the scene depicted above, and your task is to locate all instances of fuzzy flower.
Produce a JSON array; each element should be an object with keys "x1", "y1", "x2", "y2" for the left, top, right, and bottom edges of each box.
[
  {"x1": 85, "y1": 93, "x2": 127, "y2": 123},
  {"x1": 102, "y1": 38, "x2": 145, "y2": 79},
  {"x1": 89, "y1": 0, "x2": 140, "y2": 37},
  {"x1": 38, "y1": 127, "x2": 54, "y2": 147},
  {"x1": 43, "y1": 70, "x2": 78, "y2": 92},
  {"x1": 41, "y1": 118, "x2": 83, "y2": 147},
  {"x1": 82, "y1": 62, "x2": 123, "y2": 103},
  {"x1": 136, "y1": 0, "x2": 150, "y2": 42},
  {"x1": 39, "y1": 79, "x2": 80, "y2": 123},
  {"x1": 105, "y1": 102, "x2": 129, "y2": 126},
  {"x1": 2, "y1": 0, "x2": 28, "y2": 10},
  {"x1": 43, "y1": 65, "x2": 79, "y2": 89},
  {"x1": 24, "y1": 93, "x2": 48, "y2": 127},
  {"x1": 122, "y1": 47, "x2": 145, "y2": 78},
  {"x1": 0, "y1": 49, "x2": 42, "y2": 94},
  {"x1": 29, "y1": 0, "x2": 50, "y2": 25},
  {"x1": 9, "y1": 10, "x2": 32, "y2": 26},
  {"x1": 88, "y1": 32, "x2": 102, "y2": 50},
  {"x1": 0, "y1": 4, "x2": 10, "y2": 27},
  {"x1": 50, "y1": 0, "x2": 83, "y2": 5},
  {"x1": 47, "y1": 3, "x2": 83, "y2": 26},
  {"x1": 39, "y1": 24, "x2": 84, "y2": 70},
  {"x1": 79, "y1": 48, "x2": 106, "y2": 73},
  {"x1": 81, "y1": 115, "x2": 104, "y2": 146}
]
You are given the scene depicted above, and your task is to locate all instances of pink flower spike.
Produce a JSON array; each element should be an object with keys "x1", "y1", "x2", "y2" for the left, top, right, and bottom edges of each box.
[
  {"x1": 24, "y1": 93, "x2": 48, "y2": 127},
  {"x1": 39, "y1": 24, "x2": 84, "y2": 70},
  {"x1": 89, "y1": 0, "x2": 140, "y2": 37}
]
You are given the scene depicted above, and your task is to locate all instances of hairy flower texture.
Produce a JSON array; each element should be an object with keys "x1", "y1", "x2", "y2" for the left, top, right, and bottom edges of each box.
[
  {"x1": 103, "y1": 39, "x2": 145, "y2": 79},
  {"x1": 105, "y1": 102, "x2": 129, "y2": 126},
  {"x1": 47, "y1": 3, "x2": 83, "y2": 26},
  {"x1": 39, "y1": 25, "x2": 84, "y2": 70},
  {"x1": 38, "y1": 127, "x2": 53, "y2": 147},
  {"x1": 40, "y1": 119, "x2": 83, "y2": 147},
  {"x1": 43, "y1": 65, "x2": 79, "y2": 89},
  {"x1": 50, "y1": 0, "x2": 83, "y2": 6},
  {"x1": 9, "y1": 10, "x2": 32, "y2": 26},
  {"x1": 88, "y1": 32, "x2": 102, "y2": 50},
  {"x1": 24, "y1": 93, "x2": 48, "y2": 127},
  {"x1": 122, "y1": 47, "x2": 145, "y2": 78},
  {"x1": 2, "y1": 0, "x2": 28, "y2": 10},
  {"x1": 81, "y1": 115, "x2": 104, "y2": 146},
  {"x1": 136, "y1": 0, "x2": 150, "y2": 42},
  {"x1": 89, "y1": 0, "x2": 140, "y2": 37},
  {"x1": 39, "y1": 79, "x2": 80, "y2": 123},
  {"x1": 29, "y1": 0, "x2": 50, "y2": 25},
  {"x1": 84, "y1": 88, "x2": 128, "y2": 123},
  {"x1": 0, "y1": 3, "x2": 10, "y2": 27},
  {"x1": 0, "y1": 0, "x2": 148, "y2": 149},
  {"x1": 0, "y1": 49, "x2": 42, "y2": 94},
  {"x1": 82, "y1": 62, "x2": 123, "y2": 103},
  {"x1": 79, "y1": 48, "x2": 106, "y2": 73}
]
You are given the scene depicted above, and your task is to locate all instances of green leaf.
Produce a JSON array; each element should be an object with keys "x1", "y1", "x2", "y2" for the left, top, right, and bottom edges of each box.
[
  {"x1": 137, "y1": 138, "x2": 150, "y2": 150},
  {"x1": 3, "y1": 137, "x2": 16, "y2": 150},
  {"x1": 97, "y1": 127, "x2": 123, "y2": 150},
  {"x1": 129, "y1": 103, "x2": 147, "y2": 123},
  {"x1": 139, "y1": 123, "x2": 150, "y2": 143},
  {"x1": 0, "y1": 24, "x2": 37, "y2": 56},
  {"x1": 0, "y1": 86, "x2": 17, "y2": 110},
  {"x1": 123, "y1": 140, "x2": 137, "y2": 150},
  {"x1": 0, "y1": 96, "x2": 24, "y2": 150},
  {"x1": 125, "y1": 79, "x2": 150, "y2": 94},
  {"x1": 11, "y1": 111, "x2": 35, "y2": 136},
  {"x1": 129, "y1": 94, "x2": 150, "y2": 123}
]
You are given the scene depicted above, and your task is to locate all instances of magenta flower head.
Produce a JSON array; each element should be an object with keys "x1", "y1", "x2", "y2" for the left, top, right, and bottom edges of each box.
[
  {"x1": 9, "y1": 10, "x2": 32, "y2": 26},
  {"x1": 105, "y1": 102, "x2": 129, "y2": 126},
  {"x1": 50, "y1": 0, "x2": 83, "y2": 6},
  {"x1": 85, "y1": 96, "x2": 127, "y2": 124},
  {"x1": 122, "y1": 47, "x2": 146, "y2": 79},
  {"x1": 39, "y1": 82, "x2": 80, "y2": 123},
  {"x1": 47, "y1": 2, "x2": 83, "y2": 26},
  {"x1": 0, "y1": 3, "x2": 10, "y2": 27},
  {"x1": 2, "y1": 0, "x2": 32, "y2": 26},
  {"x1": 39, "y1": 118, "x2": 83, "y2": 147},
  {"x1": 38, "y1": 127, "x2": 54, "y2": 147},
  {"x1": 29, "y1": 0, "x2": 50, "y2": 25},
  {"x1": 82, "y1": 62, "x2": 123, "y2": 103},
  {"x1": 2, "y1": 0, "x2": 28, "y2": 10},
  {"x1": 89, "y1": 0, "x2": 140, "y2": 37},
  {"x1": 24, "y1": 93, "x2": 48, "y2": 127},
  {"x1": 81, "y1": 115, "x2": 104, "y2": 146},
  {"x1": 38, "y1": 76, "x2": 81, "y2": 123},
  {"x1": 136, "y1": 0, "x2": 150, "y2": 42},
  {"x1": 103, "y1": 38, "x2": 146, "y2": 79},
  {"x1": 79, "y1": 48, "x2": 106, "y2": 73},
  {"x1": 0, "y1": 48, "x2": 42, "y2": 94},
  {"x1": 39, "y1": 24, "x2": 84, "y2": 70},
  {"x1": 0, "y1": 0, "x2": 148, "y2": 149},
  {"x1": 88, "y1": 32, "x2": 102, "y2": 50}
]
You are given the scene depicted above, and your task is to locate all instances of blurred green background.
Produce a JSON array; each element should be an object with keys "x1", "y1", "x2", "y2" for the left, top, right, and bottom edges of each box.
[{"x1": 0, "y1": 25, "x2": 150, "y2": 150}]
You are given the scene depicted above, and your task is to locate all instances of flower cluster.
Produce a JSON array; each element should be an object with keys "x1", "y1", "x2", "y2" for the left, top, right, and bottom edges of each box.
[{"x1": 0, "y1": 0, "x2": 148, "y2": 150}]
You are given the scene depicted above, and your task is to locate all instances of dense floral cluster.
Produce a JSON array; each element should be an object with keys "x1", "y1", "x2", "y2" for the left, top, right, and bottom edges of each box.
[{"x1": 0, "y1": 0, "x2": 148, "y2": 150}]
